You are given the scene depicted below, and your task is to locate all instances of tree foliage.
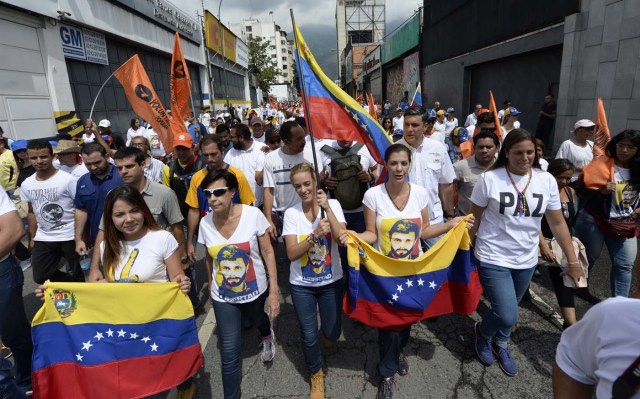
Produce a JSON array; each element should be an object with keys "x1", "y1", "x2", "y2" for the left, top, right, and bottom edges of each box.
[
  {"x1": 291, "y1": 59, "x2": 300, "y2": 95},
  {"x1": 248, "y1": 36, "x2": 281, "y2": 94}
]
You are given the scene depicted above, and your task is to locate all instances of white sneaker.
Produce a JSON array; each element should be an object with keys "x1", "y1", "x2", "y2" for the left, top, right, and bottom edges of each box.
[
  {"x1": 260, "y1": 329, "x2": 276, "y2": 363},
  {"x1": 19, "y1": 259, "x2": 31, "y2": 271}
]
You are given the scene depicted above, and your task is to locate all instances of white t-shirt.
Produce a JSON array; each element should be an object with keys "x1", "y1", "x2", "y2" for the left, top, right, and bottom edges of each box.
[
  {"x1": 363, "y1": 183, "x2": 429, "y2": 259},
  {"x1": 126, "y1": 127, "x2": 146, "y2": 146},
  {"x1": 197, "y1": 205, "x2": 270, "y2": 303},
  {"x1": 199, "y1": 112, "x2": 211, "y2": 127},
  {"x1": 464, "y1": 113, "x2": 477, "y2": 127},
  {"x1": 82, "y1": 133, "x2": 95, "y2": 143},
  {"x1": 224, "y1": 140, "x2": 268, "y2": 207},
  {"x1": 282, "y1": 199, "x2": 346, "y2": 286},
  {"x1": 539, "y1": 158, "x2": 549, "y2": 171},
  {"x1": 555, "y1": 139, "x2": 594, "y2": 179},
  {"x1": 263, "y1": 147, "x2": 318, "y2": 212},
  {"x1": 555, "y1": 297, "x2": 640, "y2": 399},
  {"x1": 144, "y1": 128, "x2": 166, "y2": 157},
  {"x1": 433, "y1": 121, "x2": 447, "y2": 136},
  {"x1": 428, "y1": 131, "x2": 445, "y2": 144},
  {"x1": 99, "y1": 229, "x2": 177, "y2": 283},
  {"x1": 444, "y1": 118, "x2": 458, "y2": 136},
  {"x1": 319, "y1": 140, "x2": 377, "y2": 213},
  {"x1": 610, "y1": 166, "x2": 639, "y2": 219},
  {"x1": 59, "y1": 163, "x2": 89, "y2": 178},
  {"x1": 0, "y1": 191, "x2": 17, "y2": 261},
  {"x1": 20, "y1": 170, "x2": 77, "y2": 242},
  {"x1": 392, "y1": 116, "x2": 404, "y2": 131},
  {"x1": 397, "y1": 137, "x2": 456, "y2": 224},
  {"x1": 470, "y1": 167, "x2": 560, "y2": 269}
]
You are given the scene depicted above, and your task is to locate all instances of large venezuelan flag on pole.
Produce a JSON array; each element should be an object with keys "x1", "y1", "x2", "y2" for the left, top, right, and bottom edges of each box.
[
  {"x1": 31, "y1": 282, "x2": 203, "y2": 398},
  {"x1": 344, "y1": 219, "x2": 482, "y2": 331},
  {"x1": 293, "y1": 23, "x2": 392, "y2": 164}
]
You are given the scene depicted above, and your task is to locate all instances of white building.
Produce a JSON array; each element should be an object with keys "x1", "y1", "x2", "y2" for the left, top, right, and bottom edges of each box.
[
  {"x1": 231, "y1": 18, "x2": 294, "y2": 86},
  {"x1": 0, "y1": 0, "x2": 207, "y2": 140}
]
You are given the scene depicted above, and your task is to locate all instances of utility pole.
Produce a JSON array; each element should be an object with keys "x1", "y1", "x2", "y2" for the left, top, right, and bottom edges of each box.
[
  {"x1": 218, "y1": 0, "x2": 230, "y2": 112},
  {"x1": 199, "y1": 1, "x2": 215, "y2": 112}
]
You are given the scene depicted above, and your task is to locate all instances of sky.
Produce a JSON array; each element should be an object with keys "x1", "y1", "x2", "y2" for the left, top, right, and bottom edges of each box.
[{"x1": 182, "y1": 0, "x2": 422, "y2": 79}]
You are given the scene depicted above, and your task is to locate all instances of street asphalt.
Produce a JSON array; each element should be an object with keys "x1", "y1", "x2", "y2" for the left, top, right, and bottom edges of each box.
[{"x1": 18, "y1": 240, "x2": 637, "y2": 399}]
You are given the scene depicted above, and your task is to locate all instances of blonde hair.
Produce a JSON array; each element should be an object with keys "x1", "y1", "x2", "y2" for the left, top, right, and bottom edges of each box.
[{"x1": 289, "y1": 162, "x2": 316, "y2": 182}]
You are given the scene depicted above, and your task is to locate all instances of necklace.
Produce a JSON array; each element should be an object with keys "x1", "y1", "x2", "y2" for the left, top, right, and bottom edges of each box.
[
  {"x1": 385, "y1": 183, "x2": 410, "y2": 211},
  {"x1": 505, "y1": 166, "x2": 532, "y2": 217}
]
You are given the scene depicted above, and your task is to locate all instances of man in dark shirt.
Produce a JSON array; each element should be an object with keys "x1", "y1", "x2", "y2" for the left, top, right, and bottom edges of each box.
[{"x1": 535, "y1": 93, "x2": 557, "y2": 149}]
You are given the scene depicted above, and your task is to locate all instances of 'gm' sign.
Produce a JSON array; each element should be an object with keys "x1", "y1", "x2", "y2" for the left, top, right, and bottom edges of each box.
[{"x1": 60, "y1": 23, "x2": 86, "y2": 60}]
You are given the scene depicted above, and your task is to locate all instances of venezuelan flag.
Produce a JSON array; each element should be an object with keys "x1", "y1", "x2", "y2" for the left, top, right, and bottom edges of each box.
[
  {"x1": 293, "y1": 23, "x2": 392, "y2": 165},
  {"x1": 31, "y1": 282, "x2": 203, "y2": 398},
  {"x1": 344, "y1": 220, "x2": 482, "y2": 330},
  {"x1": 410, "y1": 83, "x2": 422, "y2": 107}
]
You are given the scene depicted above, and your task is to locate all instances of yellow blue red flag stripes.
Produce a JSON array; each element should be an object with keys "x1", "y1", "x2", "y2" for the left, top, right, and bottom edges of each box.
[
  {"x1": 343, "y1": 220, "x2": 482, "y2": 330},
  {"x1": 293, "y1": 24, "x2": 392, "y2": 165},
  {"x1": 411, "y1": 83, "x2": 422, "y2": 107},
  {"x1": 31, "y1": 282, "x2": 203, "y2": 399}
]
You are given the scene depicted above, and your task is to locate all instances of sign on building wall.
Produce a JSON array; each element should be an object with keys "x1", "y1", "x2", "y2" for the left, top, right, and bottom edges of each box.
[
  {"x1": 402, "y1": 52, "x2": 420, "y2": 100},
  {"x1": 235, "y1": 40, "x2": 249, "y2": 69},
  {"x1": 204, "y1": 10, "x2": 237, "y2": 63},
  {"x1": 60, "y1": 23, "x2": 108, "y2": 65}
]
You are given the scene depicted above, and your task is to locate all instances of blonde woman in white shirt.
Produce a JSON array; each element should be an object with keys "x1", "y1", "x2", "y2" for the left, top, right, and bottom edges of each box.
[
  {"x1": 468, "y1": 129, "x2": 583, "y2": 377},
  {"x1": 282, "y1": 163, "x2": 346, "y2": 399}
]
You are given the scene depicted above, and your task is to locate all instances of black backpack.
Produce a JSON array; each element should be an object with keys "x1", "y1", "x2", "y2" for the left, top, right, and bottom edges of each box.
[{"x1": 320, "y1": 143, "x2": 368, "y2": 210}]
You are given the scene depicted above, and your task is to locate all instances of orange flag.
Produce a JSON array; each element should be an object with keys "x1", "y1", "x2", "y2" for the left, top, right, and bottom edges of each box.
[
  {"x1": 460, "y1": 141, "x2": 474, "y2": 159},
  {"x1": 593, "y1": 97, "x2": 611, "y2": 157},
  {"x1": 268, "y1": 96, "x2": 276, "y2": 109},
  {"x1": 488, "y1": 90, "x2": 503, "y2": 142},
  {"x1": 366, "y1": 92, "x2": 377, "y2": 119},
  {"x1": 582, "y1": 98, "x2": 614, "y2": 188},
  {"x1": 170, "y1": 32, "x2": 192, "y2": 121},
  {"x1": 114, "y1": 54, "x2": 186, "y2": 151}
]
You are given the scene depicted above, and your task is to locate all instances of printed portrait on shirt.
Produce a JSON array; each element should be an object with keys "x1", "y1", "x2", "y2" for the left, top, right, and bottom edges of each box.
[
  {"x1": 209, "y1": 242, "x2": 258, "y2": 301},
  {"x1": 615, "y1": 182, "x2": 639, "y2": 211},
  {"x1": 300, "y1": 233, "x2": 332, "y2": 281},
  {"x1": 380, "y1": 218, "x2": 421, "y2": 259}
]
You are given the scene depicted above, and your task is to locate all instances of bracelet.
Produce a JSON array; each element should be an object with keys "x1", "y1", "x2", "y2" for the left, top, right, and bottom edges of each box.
[{"x1": 567, "y1": 261, "x2": 580, "y2": 265}]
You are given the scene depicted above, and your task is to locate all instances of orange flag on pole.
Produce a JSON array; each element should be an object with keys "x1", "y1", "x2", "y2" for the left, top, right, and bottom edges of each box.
[
  {"x1": 170, "y1": 32, "x2": 192, "y2": 121},
  {"x1": 582, "y1": 98, "x2": 614, "y2": 189},
  {"x1": 488, "y1": 90, "x2": 503, "y2": 142},
  {"x1": 114, "y1": 54, "x2": 186, "y2": 151},
  {"x1": 366, "y1": 92, "x2": 377, "y2": 119}
]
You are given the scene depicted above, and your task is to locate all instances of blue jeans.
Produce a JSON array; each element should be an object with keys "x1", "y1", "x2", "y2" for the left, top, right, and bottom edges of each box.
[
  {"x1": 211, "y1": 291, "x2": 271, "y2": 399},
  {"x1": 574, "y1": 210, "x2": 637, "y2": 297},
  {"x1": 290, "y1": 280, "x2": 343, "y2": 374},
  {"x1": 477, "y1": 260, "x2": 536, "y2": 348},
  {"x1": 0, "y1": 255, "x2": 32, "y2": 397},
  {"x1": 377, "y1": 325, "x2": 411, "y2": 378}
]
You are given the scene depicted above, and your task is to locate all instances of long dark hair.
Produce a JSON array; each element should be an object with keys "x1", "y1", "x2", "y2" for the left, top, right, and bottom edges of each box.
[
  {"x1": 547, "y1": 158, "x2": 575, "y2": 177},
  {"x1": 606, "y1": 129, "x2": 640, "y2": 185},
  {"x1": 102, "y1": 186, "x2": 160, "y2": 281},
  {"x1": 491, "y1": 128, "x2": 541, "y2": 170}
]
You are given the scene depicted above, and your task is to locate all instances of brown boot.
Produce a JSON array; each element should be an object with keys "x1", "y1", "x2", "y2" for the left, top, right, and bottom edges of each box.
[{"x1": 310, "y1": 369, "x2": 325, "y2": 399}]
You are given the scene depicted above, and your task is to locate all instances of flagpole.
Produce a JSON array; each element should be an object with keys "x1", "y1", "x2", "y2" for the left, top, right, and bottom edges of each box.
[{"x1": 89, "y1": 70, "x2": 116, "y2": 122}]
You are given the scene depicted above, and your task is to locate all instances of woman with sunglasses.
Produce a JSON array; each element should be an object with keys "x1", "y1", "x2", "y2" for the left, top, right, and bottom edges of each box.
[
  {"x1": 282, "y1": 163, "x2": 346, "y2": 399},
  {"x1": 197, "y1": 169, "x2": 279, "y2": 399},
  {"x1": 574, "y1": 129, "x2": 640, "y2": 297},
  {"x1": 469, "y1": 129, "x2": 582, "y2": 377},
  {"x1": 382, "y1": 116, "x2": 393, "y2": 136},
  {"x1": 539, "y1": 159, "x2": 595, "y2": 329}
]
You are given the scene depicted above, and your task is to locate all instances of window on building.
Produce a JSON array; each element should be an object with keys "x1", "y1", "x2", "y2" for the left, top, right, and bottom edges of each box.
[
  {"x1": 283, "y1": 64, "x2": 288, "y2": 69},
  {"x1": 246, "y1": 26, "x2": 252, "y2": 32},
  {"x1": 282, "y1": 57, "x2": 287, "y2": 61},
  {"x1": 271, "y1": 54, "x2": 277, "y2": 58}
]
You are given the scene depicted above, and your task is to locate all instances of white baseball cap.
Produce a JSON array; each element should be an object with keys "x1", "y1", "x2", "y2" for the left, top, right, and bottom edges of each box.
[
  {"x1": 98, "y1": 119, "x2": 111, "y2": 128},
  {"x1": 574, "y1": 119, "x2": 595, "y2": 129}
]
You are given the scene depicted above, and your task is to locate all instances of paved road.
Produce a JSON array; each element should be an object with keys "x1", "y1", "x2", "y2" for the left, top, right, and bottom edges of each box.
[{"x1": 19, "y1": 241, "x2": 636, "y2": 399}]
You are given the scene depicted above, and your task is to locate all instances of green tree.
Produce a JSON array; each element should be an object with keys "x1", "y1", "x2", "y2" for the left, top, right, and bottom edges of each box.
[
  {"x1": 291, "y1": 59, "x2": 300, "y2": 95},
  {"x1": 248, "y1": 36, "x2": 281, "y2": 94}
]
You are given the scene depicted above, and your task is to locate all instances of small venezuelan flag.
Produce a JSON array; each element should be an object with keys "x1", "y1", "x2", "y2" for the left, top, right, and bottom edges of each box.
[
  {"x1": 343, "y1": 219, "x2": 482, "y2": 331},
  {"x1": 31, "y1": 282, "x2": 203, "y2": 399}
]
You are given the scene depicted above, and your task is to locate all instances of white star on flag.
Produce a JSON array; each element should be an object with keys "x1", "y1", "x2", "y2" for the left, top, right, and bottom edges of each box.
[
  {"x1": 94, "y1": 332, "x2": 104, "y2": 341},
  {"x1": 429, "y1": 281, "x2": 437, "y2": 289},
  {"x1": 150, "y1": 343, "x2": 158, "y2": 352},
  {"x1": 105, "y1": 328, "x2": 114, "y2": 337},
  {"x1": 81, "y1": 341, "x2": 93, "y2": 351},
  {"x1": 391, "y1": 293, "x2": 399, "y2": 301},
  {"x1": 417, "y1": 278, "x2": 425, "y2": 286},
  {"x1": 117, "y1": 329, "x2": 126, "y2": 337},
  {"x1": 405, "y1": 279, "x2": 413, "y2": 288},
  {"x1": 397, "y1": 284, "x2": 404, "y2": 293},
  {"x1": 130, "y1": 332, "x2": 139, "y2": 339},
  {"x1": 76, "y1": 353, "x2": 83, "y2": 361},
  {"x1": 141, "y1": 336, "x2": 151, "y2": 343}
]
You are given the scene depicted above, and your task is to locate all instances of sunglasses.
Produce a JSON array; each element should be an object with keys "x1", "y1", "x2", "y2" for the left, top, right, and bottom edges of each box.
[
  {"x1": 268, "y1": 139, "x2": 281, "y2": 144},
  {"x1": 203, "y1": 187, "x2": 230, "y2": 198}
]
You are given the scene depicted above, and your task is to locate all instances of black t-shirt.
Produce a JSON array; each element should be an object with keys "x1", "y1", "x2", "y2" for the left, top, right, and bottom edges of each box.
[{"x1": 17, "y1": 165, "x2": 35, "y2": 187}]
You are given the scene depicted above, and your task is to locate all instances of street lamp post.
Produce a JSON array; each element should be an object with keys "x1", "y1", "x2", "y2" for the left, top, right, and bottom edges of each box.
[{"x1": 218, "y1": 0, "x2": 230, "y2": 112}]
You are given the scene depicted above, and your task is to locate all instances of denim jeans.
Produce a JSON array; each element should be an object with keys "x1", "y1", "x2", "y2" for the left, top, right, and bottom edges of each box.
[
  {"x1": 211, "y1": 291, "x2": 271, "y2": 399},
  {"x1": 574, "y1": 210, "x2": 637, "y2": 297},
  {"x1": 477, "y1": 260, "x2": 536, "y2": 348},
  {"x1": 377, "y1": 325, "x2": 411, "y2": 378},
  {"x1": 0, "y1": 255, "x2": 32, "y2": 397},
  {"x1": 290, "y1": 280, "x2": 343, "y2": 375}
]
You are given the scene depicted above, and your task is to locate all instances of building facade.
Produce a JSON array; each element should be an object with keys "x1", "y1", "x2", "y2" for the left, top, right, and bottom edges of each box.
[
  {"x1": 0, "y1": 0, "x2": 205, "y2": 139},
  {"x1": 421, "y1": 0, "x2": 640, "y2": 150}
]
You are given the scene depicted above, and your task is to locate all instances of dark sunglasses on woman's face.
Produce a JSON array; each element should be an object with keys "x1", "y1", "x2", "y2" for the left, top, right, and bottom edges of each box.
[
  {"x1": 268, "y1": 139, "x2": 281, "y2": 145},
  {"x1": 203, "y1": 187, "x2": 229, "y2": 198}
]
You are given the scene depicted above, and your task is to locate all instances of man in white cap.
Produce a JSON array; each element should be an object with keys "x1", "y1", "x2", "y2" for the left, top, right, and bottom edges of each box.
[
  {"x1": 555, "y1": 119, "x2": 595, "y2": 180},
  {"x1": 53, "y1": 140, "x2": 89, "y2": 178},
  {"x1": 97, "y1": 119, "x2": 125, "y2": 151}
]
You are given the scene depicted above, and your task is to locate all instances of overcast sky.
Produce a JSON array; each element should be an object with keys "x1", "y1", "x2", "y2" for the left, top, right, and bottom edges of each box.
[{"x1": 182, "y1": 0, "x2": 422, "y2": 79}]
